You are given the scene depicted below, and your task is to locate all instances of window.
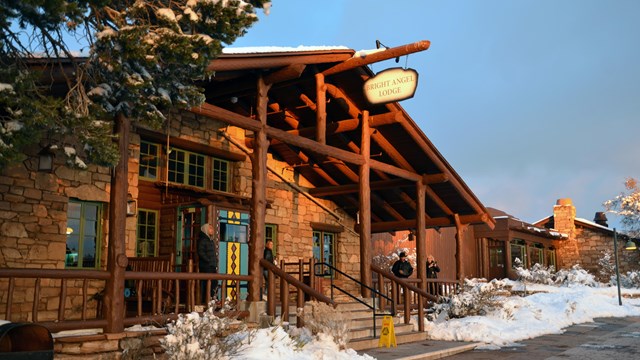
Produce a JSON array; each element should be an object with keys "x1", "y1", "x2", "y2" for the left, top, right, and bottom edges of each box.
[
  {"x1": 139, "y1": 141, "x2": 159, "y2": 180},
  {"x1": 218, "y1": 209, "x2": 249, "y2": 243},
  {"x1": 265, "y1": 224, "x2": 277, "y2": 256},
  {"x1": 529, "y1": 243, "x2": 544, "y2": 266},
  {"x1": 489, "y1": 247, "x2": 505, "y2": 268},
  {"x1": 212, "y1": 158, "x2": 229, "y2": 192},
  {"x1": 546, "y1": 248, "x2": 557, "y2": 269},
  {"x1": 168, "y1": 148, "x2": 205, "y2": 188},
  {"x1": 136, "y1": 209, "x2": 158, "y2": 257},
  {"x1": 510, "y1": 239, "x2": 527, "y2": 268},
  {"x1": 313, "y1": 231, "x2": 335, "y2": 276},
  {"x1": 66, "y1": 200, "x2": 102, "y2": 269}
]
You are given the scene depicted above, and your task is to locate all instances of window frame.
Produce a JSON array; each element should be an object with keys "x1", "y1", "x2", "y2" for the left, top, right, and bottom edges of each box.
[
  {"x1": 168, "y1": 148, "x2": 206, "y2": 188},
  {"x1": 139, "y1": 140, "x2": 160, "y2": 180},
  {"x1": 313, "y1": 230, "x2": 336, "y2": 277},
  {"x1": 136, "y1": 208, "x2": 159, "y2": 257},
  {"x1": 212, "y1": 157, "x2": 230, "y2": 192},
  {"x1": 65, "y1": 200, "x2": 103, "y2": 269}
]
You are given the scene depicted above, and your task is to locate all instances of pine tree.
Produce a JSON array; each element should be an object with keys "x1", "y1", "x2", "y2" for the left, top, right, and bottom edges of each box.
[
  {"x1": 0, "y1": 0, "x2": 271, "y2": 169},
  {"x1": 604, "y1": 178, "x2": 640, "y2": 238}
]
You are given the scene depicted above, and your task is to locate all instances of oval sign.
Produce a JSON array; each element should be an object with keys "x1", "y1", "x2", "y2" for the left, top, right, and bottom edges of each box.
[{"x1": 363, "y1": 67, "x2": 419, "y2": 105}]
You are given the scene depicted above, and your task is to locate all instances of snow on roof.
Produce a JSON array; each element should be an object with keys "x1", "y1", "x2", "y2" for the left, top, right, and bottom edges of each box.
[
  {"x1": 222, "y1": 45, "x2": 350, "y2": 54},
  {"x1": 575, "y1": 217, "x2": 613, "y2": 232}
]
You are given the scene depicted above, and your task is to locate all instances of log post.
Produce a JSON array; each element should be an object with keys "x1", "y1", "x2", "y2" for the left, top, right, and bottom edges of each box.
[
  {"x1": 416, "y1": 180, "x2": 427, "y2": 291},
  {"x1": 248, "y1": 75, "x2": 271, "y2": 302},
  {"x1": 315, "y1": 73, "x2": 327, "y2": 144},
  {"x1": 104, "y1": 112, "x2": 129, "y2": 333},
  {"x1": 358, "y1": 111, "x2": 372, "y2": 297}
]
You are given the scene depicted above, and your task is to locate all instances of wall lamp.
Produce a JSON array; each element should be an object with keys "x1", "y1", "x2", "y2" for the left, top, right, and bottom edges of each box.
[
  {"x1": 126, "y1": 194, "x2": 137, "y2": 216},
  {"x1": 38, "y1": 146, "x2": 55, "y2": 172},
  {"x1": 625, "y1": 239, "x2": 637, "y2": 251}
]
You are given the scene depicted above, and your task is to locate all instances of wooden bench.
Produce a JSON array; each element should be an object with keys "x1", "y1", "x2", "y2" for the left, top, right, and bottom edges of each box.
[{"x1": 126, "y1": 254, "x2": 175, "y2": 315}]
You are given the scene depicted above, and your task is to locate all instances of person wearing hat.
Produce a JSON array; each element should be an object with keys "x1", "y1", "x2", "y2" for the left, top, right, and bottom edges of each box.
[{"x1": 391, "y1": 251, "x2": 413, "y2": 278}]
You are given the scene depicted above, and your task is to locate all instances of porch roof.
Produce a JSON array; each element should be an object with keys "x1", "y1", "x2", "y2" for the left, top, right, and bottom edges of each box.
[{"x1": 195, "y1": 44, "x2": 494, "y2": 232}]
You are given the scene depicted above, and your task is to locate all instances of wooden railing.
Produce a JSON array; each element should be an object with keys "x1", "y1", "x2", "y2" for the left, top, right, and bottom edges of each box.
[
  {"x1": 370, "y1": 264, "x2": 460, "y2": 332},
  {"x1": 0, "y1": 267, "x2": 250, "y2": 333},
  {"x1": 261, "y1": 258, "x2": 335, "y2": 327}
]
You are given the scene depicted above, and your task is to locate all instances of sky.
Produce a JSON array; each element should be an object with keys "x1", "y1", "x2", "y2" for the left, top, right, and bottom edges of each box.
[
  {"x1": 229, "y1": 0, "x2": 640, "y2": 230},
  {"x1": 35, "y1": 275, "x2": 640, "y2": 359}
]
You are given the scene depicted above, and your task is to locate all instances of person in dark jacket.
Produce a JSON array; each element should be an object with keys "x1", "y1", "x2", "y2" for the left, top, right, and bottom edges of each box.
[
  {"x1": 262, "y1": 239, "x2": 274, "y2": 299},
  {"x1": 426, "y1": 254, "x2": 440, "y2": 279},
  {"x1": 391, "y1": 252, "x2": 413, "y2": 278},
  {"x1": 197, "y1": 223, "x2": 218, "y2": 304}
]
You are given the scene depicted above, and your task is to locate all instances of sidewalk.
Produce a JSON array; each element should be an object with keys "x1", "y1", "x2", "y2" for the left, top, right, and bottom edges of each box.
[{"x1": 359, "y1": 339, "x2": 481, "y2": 360}]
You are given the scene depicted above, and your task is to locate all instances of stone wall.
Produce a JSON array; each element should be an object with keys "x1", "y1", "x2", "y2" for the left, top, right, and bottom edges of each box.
[{"x1": 551, "y1": 198, "x2": 639, "y2": 280}]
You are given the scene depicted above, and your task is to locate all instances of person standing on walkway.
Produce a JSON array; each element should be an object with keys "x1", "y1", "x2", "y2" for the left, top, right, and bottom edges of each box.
[
  {"x1": 197, "y1": 223, "x2": 218, "y2": 304},
  {"x1": 391, "y1": 252, "x2": 413, "y2": 278}
]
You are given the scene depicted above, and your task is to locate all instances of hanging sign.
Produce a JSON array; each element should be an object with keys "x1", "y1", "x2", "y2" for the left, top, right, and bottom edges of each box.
[
  {"x1": 378, "y1": 315, "x2": 397, "y2": 348},
  {"x1": 363, "y1": 67, "x2": 418, "y2": 105}
]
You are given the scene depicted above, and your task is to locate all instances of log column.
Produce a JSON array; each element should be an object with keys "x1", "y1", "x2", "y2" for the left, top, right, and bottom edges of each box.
[
  {"x1": 104, "y1": 113, "x2": 129, "y2": 333},
  {"x1": 416, "y1": 180, "x2": 427, "y2": 291},
  {"x1": 358, "y1": 110, "x2": 372, "y2": 297},
  {"x1": 315, "y1": 73, "x2": 327, "y2": 144},
  {"x1": 248, "y1": 76, "x2": 271, "y2": 302}
]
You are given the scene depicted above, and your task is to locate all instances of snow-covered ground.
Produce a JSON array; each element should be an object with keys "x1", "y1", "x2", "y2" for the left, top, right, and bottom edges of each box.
[{"x1": 5, "y1": 279, "x2": 639, "y2": 359}]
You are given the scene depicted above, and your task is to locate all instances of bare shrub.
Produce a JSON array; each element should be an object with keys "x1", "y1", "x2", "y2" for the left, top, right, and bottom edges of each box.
[
  {"x1": 161, "y1": 298, "x2": 247, "y2": 360},
  {"x1": 298, "y1": 301, "x2": 350, "y2": 349},
  {"x1": 430, "y1": 279, "x2": 509, "y2": 320}
]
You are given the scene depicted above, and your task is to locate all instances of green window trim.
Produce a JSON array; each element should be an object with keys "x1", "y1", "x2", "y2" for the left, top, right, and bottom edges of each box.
[
  {"x1": 168, "y1": 148, "x2": 205, "y2": 188},
  {"x1": 136, "y1": 209, "x2": 159, "y2": 257},
  {"x1": 139, "y1": 141, "x2": 159, "y2": 180},
  {"x1": 212, "y1": 158, "x2": 230, "y2": 192},
  {"x1": 265, "y1": 224, "x2": 277, "y2": 257},
  {"x1": 313, "y1": 230, "x2": 336, "y2": 277},
  {"x1": 65, "y1": 200, "x2": 103, "y2": 269}
]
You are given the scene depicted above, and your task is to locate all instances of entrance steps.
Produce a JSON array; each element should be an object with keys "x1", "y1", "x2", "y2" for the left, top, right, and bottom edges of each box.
[{"x1": 275, "y1": 300, "x2": 427, "y2": 351}]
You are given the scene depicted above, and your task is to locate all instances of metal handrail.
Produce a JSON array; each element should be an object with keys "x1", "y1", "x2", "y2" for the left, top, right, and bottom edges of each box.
[{"x1": 314, "y1": 262, "x2": 393, "y2": 338}]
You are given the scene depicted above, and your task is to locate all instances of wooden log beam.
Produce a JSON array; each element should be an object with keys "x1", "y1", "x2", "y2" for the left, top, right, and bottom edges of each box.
[
  {"x1": 365, "y1": 213, "x2": 488, "y2": 233},
  {"x1": 264, "y1": 64, "x2": 306, "y2": 85},
  {"x1": 192, "y1": 103, "x2": 425, "y2": 181},
  {"x1": 321, "y1": 40, "x2": 431, "y2": 77},
  {"x1": 309, "y1": 178, "x2": 414, "y2": 196},
  {"x1": 272, "y1": 111, "x2": 401, "y2": 139},
  {"x1": 190, "y1": 103, "x2": 365, "y2": 166}
]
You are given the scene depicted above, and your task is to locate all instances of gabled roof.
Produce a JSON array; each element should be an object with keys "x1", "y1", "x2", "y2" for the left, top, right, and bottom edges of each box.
[
  {"x1": 194, "y1": 44, "x2": 494, "y2": 232},
  {"x1": 535, "y1": 215, "x2": 616, "y2": 235}
]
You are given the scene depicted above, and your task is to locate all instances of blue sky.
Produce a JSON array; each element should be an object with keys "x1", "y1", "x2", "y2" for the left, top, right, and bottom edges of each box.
[{"x1": 231, "y1": 0, "x2": 640, "y2": 229}]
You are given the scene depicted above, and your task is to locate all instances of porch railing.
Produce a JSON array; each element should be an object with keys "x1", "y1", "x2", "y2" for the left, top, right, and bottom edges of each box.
[
  {"x1": 260, "y1": 258, "x2": 335, "y2": 328},
  {"x1": 370, "y1": 264, "x2": 459, "y2": 332},
  {"x1": 314, "y1": 261, "x2": 394, "y2": 338},
  {"x1": 0, "y1": 267, "x2": 250, "y2": 333}
]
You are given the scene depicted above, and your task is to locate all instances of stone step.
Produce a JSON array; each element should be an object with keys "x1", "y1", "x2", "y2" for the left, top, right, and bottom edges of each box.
[
  {"x1": 348, "y1": 330, "x2": 429, "y2": 351},
  {"x1": 348, "y1": 321, "x2": 415, "y2": 340}
]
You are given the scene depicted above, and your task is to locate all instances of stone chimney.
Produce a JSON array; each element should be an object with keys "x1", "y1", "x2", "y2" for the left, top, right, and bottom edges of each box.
[
  {"x1": 593, "y1": 212, "x2": 608, "y2": 227},
  {"x1": 553, "y1": 198, "x2": 576, "y2": 237}
]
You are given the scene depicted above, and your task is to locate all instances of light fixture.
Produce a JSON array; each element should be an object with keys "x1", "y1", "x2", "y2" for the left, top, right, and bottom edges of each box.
[
  {"x1": 38, "y1": 146, "x2": 55, "y2": 172},
  {"x1": 126, "y1": 194, "x2": 137, "y2": 216},
  {"x1": 625, "y1": 240, "x2": 637, "y2": 251}
]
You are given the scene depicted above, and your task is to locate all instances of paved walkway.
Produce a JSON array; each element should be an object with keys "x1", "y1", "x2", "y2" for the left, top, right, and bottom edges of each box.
[{"x1": 359, "y1": 316, "x2": 640, "y2": 360}]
